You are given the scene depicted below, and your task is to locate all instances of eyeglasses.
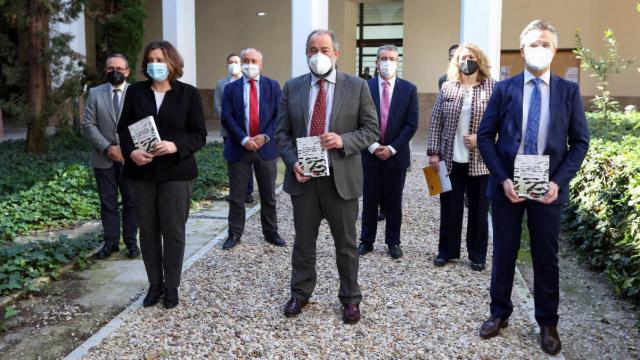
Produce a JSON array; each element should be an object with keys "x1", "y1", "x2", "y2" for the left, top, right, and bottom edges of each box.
[{"x1": 106, "y1": 66, "x2": 127, "y2": 72}]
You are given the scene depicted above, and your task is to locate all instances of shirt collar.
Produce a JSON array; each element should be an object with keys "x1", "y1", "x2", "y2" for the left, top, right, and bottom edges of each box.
[
  {"x1": 109, "y1": 82, "x2": 126, "y2": 92},
  {"x1": 243, "y1": 75, "x2": 261, "y2": 83},
  {"x1": 310, "y1": 69, "x2": 337, "y2": 85},
  {"x1": 524, "y1": 68, "x2": 550, "y2": 85},
  {"x1": 378, "y1": 75, "x2": 396, "y2": 88}
]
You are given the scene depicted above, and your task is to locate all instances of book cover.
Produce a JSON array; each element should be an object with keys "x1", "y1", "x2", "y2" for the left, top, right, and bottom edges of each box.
[
  {"x1": 296, "y1": 136, "x2": 330, "y2": 177},
  {"x1": 422, "y1": 161, "x2": 452, "y2": 196},
  {"x1": 513, "y1": 154, "x2": 549, "y2": 199},
  {"x1": 128, "y1": 116, "x2": 161, "y2": 153}
]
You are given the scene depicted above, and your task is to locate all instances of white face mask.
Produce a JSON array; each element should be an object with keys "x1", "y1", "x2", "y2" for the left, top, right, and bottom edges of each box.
[
  {"x1": 524, "y1": 46, "x2": 554, "y2": 72},
  {"x1": 378, "y1": 60, "x2": 397, "y2": 79},
  {"x1": 308, "y1": 53, "x2": 334, "y2": 77},
  {"x1": 241, "y1": 64, "x2": 260, "y2": 79},
  {"x1": 227, "y1": 63, "x2": 241, "y2": 76}
]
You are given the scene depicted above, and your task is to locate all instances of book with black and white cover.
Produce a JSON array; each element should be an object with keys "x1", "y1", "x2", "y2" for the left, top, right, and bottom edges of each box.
[
  {"x1": 513, "y1": 154, "x2": 549, "y2": 199},
  {"x1": 296, "y1": 136, "x2": 329, "y2": 177},
  {"x1": 128, "y1": 116, "x2": 160, "y2": 153}
]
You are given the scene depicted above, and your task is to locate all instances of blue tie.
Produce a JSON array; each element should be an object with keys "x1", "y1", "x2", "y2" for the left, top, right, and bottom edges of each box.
[{"x1": 524, "y1": 77, "x2": 543, "y2": 155}]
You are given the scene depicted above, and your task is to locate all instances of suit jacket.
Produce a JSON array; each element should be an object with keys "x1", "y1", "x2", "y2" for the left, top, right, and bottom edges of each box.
[
  {"x1": 428, "y1": 78, "x2": 495, "y2": 176},
  {"x1": 82, "y1": 82, "x2": 128, "y2": 169},
  {"x1": 117, "y1": 80, "x2": 207, "y2": 182},
  {"x1": 477, "y1": 72, "x2": 590, "y2": 204},
  {"x1": 362, "y1": 76, "x2": 418, "y2": 170},
  {"x1": 221, "y1": 75, "x2": 282, "y2": 163},
  {"x1": 214, "y1": 75, "x2": 235, "y2": 138},
  {"x1": 274, "y1": 71, "x2": 380, "y2": 200}
]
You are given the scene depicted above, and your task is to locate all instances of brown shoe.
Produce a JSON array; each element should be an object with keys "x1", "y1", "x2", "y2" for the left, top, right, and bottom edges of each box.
[
  {"x1": 342, "y1": 303, "x2": 361, "y2": 324},
  {"x1": 540, "y1": 325, "x2": 562, "y2": 355},
  {"x1": 479, "y1": 316, "x2": 509, "y2": 339},
  {"x1": 284, "y1": 297, "x2": 308, "y2": 318}
]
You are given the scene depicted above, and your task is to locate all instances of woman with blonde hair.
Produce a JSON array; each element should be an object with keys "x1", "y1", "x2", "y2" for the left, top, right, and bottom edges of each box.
[{"x1": 427, "y1": 43, "x2": 496, "y2": 271}]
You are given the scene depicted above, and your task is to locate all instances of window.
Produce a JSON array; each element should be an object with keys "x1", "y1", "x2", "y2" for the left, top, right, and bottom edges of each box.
[{"x1": 355, "y1": 1, "x2": 404, "y2": 78}]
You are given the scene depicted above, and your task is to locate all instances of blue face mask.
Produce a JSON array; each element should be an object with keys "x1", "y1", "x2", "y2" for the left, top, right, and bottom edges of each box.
[{"x1": 147, "y1": 63, "x2": 169, "y2": 81}]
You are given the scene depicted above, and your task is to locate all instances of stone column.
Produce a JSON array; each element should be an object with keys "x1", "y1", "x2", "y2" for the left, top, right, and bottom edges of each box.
[
  {"x1": 163, "y1": 0, "x2": 197, "y2": 86},
  {"x1": 460, "y1": 0, "x2": 502, "y2": 80},
  {"x1": 291, "y1": 0, "x2": 328, "y2": 77}
]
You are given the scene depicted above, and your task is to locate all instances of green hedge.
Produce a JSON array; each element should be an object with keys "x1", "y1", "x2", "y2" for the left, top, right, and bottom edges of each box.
[
  {"x1": 0, "y1": 132, "x2": 228, "y2": 242},
  {"x1": 563, "y1": 112, "x2": 640, "y2": 301}
]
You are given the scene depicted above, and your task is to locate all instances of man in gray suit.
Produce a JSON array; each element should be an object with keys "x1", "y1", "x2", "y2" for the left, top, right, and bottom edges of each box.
[
  {"x1": 275, "y1": 30, "x2": 379, "y2": 324},
  {"x1": 215, "y1": 53, "x2": 254, "y2": 204},
  {"x1": 83, "y1": 53, "x2": 139, "y2": 259}
]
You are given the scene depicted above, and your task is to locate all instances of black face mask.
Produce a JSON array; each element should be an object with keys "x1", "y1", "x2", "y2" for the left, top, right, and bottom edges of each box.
[
  {"x1": 459, "y1": 59, "x2": 479, "y2": 76},
  {"x1": 107, "y1": 70, "x2": 126, "y2": 86}
]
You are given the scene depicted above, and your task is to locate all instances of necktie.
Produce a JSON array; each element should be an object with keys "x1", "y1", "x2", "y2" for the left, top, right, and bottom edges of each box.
[
  {"x1": 309, "y1": 79, "x2": 326, "y2": 136},
  {"x1": 249, "y1": 79, "x2": 259, "y2": 137},
  {"x1": 380, "y1": 81, "x2": 390, "y2": 143},
  {"x1": 112, "y1": 89, "x2": 120, "y2": 116},
  {"x1": 524, "y1": 77, "x2": 542, "y2": 155}
]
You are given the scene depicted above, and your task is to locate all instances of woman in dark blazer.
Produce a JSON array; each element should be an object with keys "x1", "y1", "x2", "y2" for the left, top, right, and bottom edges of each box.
[
  {"x1": 427, "y1": 43, "x2": 496, "y2": 271},
  {"x1": 118, "y1": 40, "x2": 207, "y2": 309}
]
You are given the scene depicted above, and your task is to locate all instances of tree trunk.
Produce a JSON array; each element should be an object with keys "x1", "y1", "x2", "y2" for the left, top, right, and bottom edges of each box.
[{"x1": 25, "y1": 0, "x2": 49, "y2": 154}]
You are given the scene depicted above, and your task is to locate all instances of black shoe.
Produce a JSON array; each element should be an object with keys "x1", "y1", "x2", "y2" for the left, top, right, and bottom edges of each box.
[
  {"x1": 245, "y1": 195, "x2": 255, "y2": 204},
  {"x1": 143, "y1": 284, "x2": 164, "y2": 307},
  {"x1": 95, "y1": 244, "x2": 119, "y2": 259},
  {"x1": 222, "y1": 235, "x2": 240, "y2": 250},
  {"x1": 376, "y1": 212, "x2": 385, "y2": 221},
  {"x1": 127, "y1": 246, "x2": 140, "y2": 258},
  {"x1": 358, "y1": 242, "x2": 373, "y2": 256},
  {"x1": 470, "y1": 262, "x2": 485, "y2": 271},
  {"x1": 265, "y1": 233, "x2": 286, "y2": 247},
  {"x1": 540, "y1": 324, "x2": 562, "y2": 355},
  {"x1": 433, "y1": 256, "x2": 447, "y2": 267},
  {"x1": 388, "y1": 244, "x2": 403, "y2": 259},
  {"x1": 163, "y1": 287, "x2": 179, "y2": 309},
  {"x1": 479, "y1": 316, "x2": 509, "y2": 339}
]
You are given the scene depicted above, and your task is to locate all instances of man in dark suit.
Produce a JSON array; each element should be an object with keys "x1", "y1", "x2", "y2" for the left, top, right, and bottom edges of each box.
[
  {"x1": 83, "y1": 53, "x2": 139, "y2": 259},
  {"x1": 221, "y1": 48, "x2": 284, "y2": 250},
  {"x1": 275, "y1": 30, "x2": 379, "y2": 324},
  {"x1": 358, "y1": 44, "x2": 418, "y2": 259},
  {"x1": 438, "y1": 44, "x2": 459, "y2": 90},
  {"x1": 477, "y1": 20, "x2": 589, "y2": 355},
  {"x1": 215, "y1": 53, "x2": 254, "y2": 204}
]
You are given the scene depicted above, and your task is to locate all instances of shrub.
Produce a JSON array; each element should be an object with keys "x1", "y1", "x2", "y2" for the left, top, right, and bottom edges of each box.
[
  {"x1": 193, "y1": 142, "x2": 228, "y2": 202},
  {"x1": 0, "y1": 233, "x2": 101, "y2": 296},
  {"x1": 0, "y1": 164, "x2": 100, "y2": 241},
  {"x1": 563, "y1": 112, "x2": 640, "y2": 300}
]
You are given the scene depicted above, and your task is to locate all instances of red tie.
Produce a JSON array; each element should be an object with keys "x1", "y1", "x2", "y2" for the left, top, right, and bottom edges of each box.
[
  {"x1": 309, "y1": 79, "x2": 326, "y2": 136},
  {"x1": 249, "y1": 79, "x2": 259, "y2": 137}
]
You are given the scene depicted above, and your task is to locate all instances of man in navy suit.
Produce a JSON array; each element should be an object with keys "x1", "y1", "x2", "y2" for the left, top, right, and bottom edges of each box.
[
  {"x1": 221, "y1": 48, "x2": 284, "y2": 250},
  {"x1": 357, "y1": 44, "x2": 418, "y2": 259},
  {"x1": 477, "y1": 20, "x2": 589, "y2": 355}
]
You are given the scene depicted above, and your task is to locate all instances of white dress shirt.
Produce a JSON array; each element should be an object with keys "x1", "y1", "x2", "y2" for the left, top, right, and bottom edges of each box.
[
  {"x1": 367, "y1": 75, "x2": 397, "y2": 156},
  {"x1": 519, "y1": 69, "x2": 551, "y2": 155},
  {"x1": 452, "y1": 88, "x2": 473, "y2": 163},
  {"x1": 110, "y1": 82, "x2": 126, "y2": 114},
  {"x1": 307, "y1": 70, "x2": 336, "y2": 135},
  {"x1": 241, "y1": 75, "x2": 261, "y2": 145}
]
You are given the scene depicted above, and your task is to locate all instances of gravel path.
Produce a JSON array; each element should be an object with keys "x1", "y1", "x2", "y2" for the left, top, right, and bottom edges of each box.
[{"x1": 83, "y1": 158, "x2": 546, "y2": 359}]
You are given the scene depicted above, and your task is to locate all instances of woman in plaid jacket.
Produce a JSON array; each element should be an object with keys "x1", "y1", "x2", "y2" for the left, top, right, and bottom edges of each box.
[{"x1": 427, "y1": 43, "x2": 496, "y2": 271}]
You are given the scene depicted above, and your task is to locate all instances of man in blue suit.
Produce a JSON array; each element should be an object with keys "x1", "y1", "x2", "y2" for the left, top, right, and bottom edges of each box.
[
  {"x1": 221, "y1": 48, "x2": 284, "y2": 250},
  {"x1": 477, "y1": 20, "x2": 589, "y2": 355},
  {"x1": 357, "y1": 44, "x2": 418, "y2": 259}
]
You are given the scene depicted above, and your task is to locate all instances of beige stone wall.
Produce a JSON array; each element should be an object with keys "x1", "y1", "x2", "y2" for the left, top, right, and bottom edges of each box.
[
  {"x1": 135, "y1": 0, "x2": 163, "y2": 81},
  {"x1": 194, "y1": 0, "x2": 291, "y2": 89},
  {"x1": 330, "y1": 0, "x2": 358, "y2": 75},
  {"x1": 501, "y1": 0, "x2": 640, "y2": 97}
]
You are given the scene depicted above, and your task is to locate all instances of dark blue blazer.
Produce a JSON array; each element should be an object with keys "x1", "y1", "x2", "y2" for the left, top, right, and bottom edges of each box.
[
  {"x1": 361, "y1": 77, "x2": 419, "y2": 170},
  {"x1": 477, "y1": 72, "x2": 590, "y2": 204},
  {"x1": 221, "y1": 75, "x2": 282, "y2": 163}
]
